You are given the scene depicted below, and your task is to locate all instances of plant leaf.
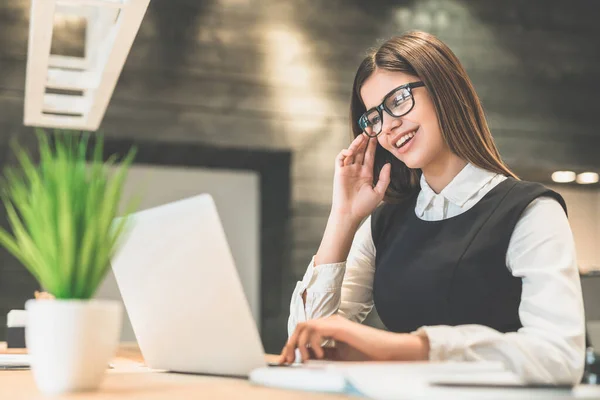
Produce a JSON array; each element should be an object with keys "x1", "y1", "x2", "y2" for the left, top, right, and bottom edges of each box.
[{"x1": 0, "y1": 130, "x2": 139, "y2": 299}]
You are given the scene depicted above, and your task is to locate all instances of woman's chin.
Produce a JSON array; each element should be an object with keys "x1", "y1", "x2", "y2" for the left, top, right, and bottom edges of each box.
[
  {"x1": 383, "y1": 142, "x2": 427, "y2": 170},
  {"x1": 395, "y1": 153, "x2": 423, "y2": 170},
  {"x1": 386, "y1": 143, "x2": 424, "y2": 170}
]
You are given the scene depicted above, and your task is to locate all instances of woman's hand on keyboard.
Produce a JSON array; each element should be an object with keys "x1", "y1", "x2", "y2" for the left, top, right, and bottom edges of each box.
[{"x1": 278, "y1": 314, "x2": 430, "y2": 364}]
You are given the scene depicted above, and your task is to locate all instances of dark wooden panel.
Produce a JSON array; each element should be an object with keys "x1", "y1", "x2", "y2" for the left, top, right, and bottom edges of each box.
[
  {"x1": 467, "y1": 0, "x2": 600, "y2": 33},
  {"x1": 496, "y1": 134, "x2": 600, "y2": 172},
  {"x1": 2, "y1": 34, "x2": 598, "y2": 91},
  {"x1": 0, "y1": 256, "x2": 41, "y2": 332},
  {"x1": 3, "y1": 0, "x2": 598, "y2": 34}
]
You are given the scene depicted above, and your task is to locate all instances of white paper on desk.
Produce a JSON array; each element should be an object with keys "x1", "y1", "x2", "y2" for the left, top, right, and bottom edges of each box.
[
  {"x1": 249, "y1": 365, "x2": 348, "y2": 394},
  {"x1": 335, "y1": 362, "x2": 583, "y2": 400},
  {"x1": 0, "y1": 354, "x2": 30, "y2": 367},
  {"x1": 252, "y1": 361, "x2": 600, "y2": 399},
  {"x1": 251, "y1": 361, "x2": 516, "y2": 397}
]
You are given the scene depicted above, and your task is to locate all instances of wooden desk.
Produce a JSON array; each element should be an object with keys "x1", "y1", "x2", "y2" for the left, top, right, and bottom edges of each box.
[{"x1": 0, "y1": 343, "x2": 351, "y2": 399}]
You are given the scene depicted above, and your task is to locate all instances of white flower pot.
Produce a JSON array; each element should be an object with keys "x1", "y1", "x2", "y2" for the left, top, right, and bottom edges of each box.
[{"x1": 25, "y1": 299, "x2": 122, "y2": 395}]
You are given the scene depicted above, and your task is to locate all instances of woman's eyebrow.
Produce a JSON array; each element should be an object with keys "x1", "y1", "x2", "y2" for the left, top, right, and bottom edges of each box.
[
  {"x1": 374, "y1": 85, "x2": 401, "y2": 107},
  {"x1": 364, "y1": 95, "x2": 384, "y2": 111},
  {"x1": 364, "y1": 85, "x2": 396, "y2": 110}
]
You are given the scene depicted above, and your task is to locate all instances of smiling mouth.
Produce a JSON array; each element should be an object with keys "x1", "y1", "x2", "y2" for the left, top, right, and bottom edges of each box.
[{"x1": 393, "y1": 130, "x2": 417, "y2": 149}]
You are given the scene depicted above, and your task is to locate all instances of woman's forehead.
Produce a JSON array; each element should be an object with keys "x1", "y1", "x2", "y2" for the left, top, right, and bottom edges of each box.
[{"x1": 360, "y1": 70, "x2": 416, "y2": 109}]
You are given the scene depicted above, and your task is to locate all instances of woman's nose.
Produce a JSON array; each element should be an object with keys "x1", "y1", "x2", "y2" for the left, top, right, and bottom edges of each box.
[{"x1": 380, "y1": 113, "x2": 402, "y2": 135}]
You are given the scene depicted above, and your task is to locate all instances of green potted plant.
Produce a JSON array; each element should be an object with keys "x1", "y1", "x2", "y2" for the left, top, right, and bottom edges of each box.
[{"x1": 0, "y1": 130, "x2": 137, "y2": 395}]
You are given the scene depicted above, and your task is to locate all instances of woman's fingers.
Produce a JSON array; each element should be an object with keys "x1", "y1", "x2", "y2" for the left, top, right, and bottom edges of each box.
[
  {"x1": 282, "y1": 325, "x2": 303, "y2": 363},
  {"x1": 337, "y1": 136, "x2": 370, "y2": 168},
  {"x1": 279, "y1": 326, "x2": 325, "y2": 363},
  {"x1": 336, "y1": 150, "x2": 346, "y2": 167},
  {"x1": 284, "y1": 343, "x2": 297, "y2": 364},
  {"x1": 310, "y1": 334, "x2": 325, "y2": 359},
  {"x1": 280, "y1": 316, "x2": 352, "y2": 363},
  {"x1": 336, "y1": 149, "x2": 354, "y2": 167},
  {"x1": 344, "y1": 135, "x2": 366, "y2": 166},
  {"x1": 347, "y1": 134, "x2": 365, "y2": 152},
  {"x1": 363, "y1": 136, "x2": 378, "y2": 167},
  {"x1": 297, "y1": 328, "x2": 313, "y2": 362},
  {"x1": 343, "y1": 150, "x2": 355, "y2": 166},
  {"x1": 277, "y1": 343, "x2": 288, "y2": 364},
  {"x1": 374, "y1": 163, "x2": 391, "y2": 197},
  {"x1": 277, "y1": 344, "x2": 289, "y2": 364},
  {"x1": 353, "y1": 136, "x2": 368, "y2": 165}
]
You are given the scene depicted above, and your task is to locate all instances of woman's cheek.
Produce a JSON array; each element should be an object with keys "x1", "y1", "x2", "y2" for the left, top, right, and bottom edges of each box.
[{"x1": 377, "y1": 137, "x2": 391, "y2": 153}]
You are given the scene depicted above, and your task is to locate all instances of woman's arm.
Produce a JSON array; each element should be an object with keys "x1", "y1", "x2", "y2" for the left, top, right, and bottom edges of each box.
[
  {"x1": 287, "y1": 215, "x2": 376, "y2": 336},
  {"x1": 287, "y1": 133, "x2": 388, "y2": 335},
  {"x1": 414, "y1": 197, "x2": 585, "y2": 384}
]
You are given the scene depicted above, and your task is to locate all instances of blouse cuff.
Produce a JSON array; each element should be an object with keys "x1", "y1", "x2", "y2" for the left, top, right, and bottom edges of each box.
[
  {"x1": 413, "y1": 325, "x2": 465, "y2": 362},
  {"x1": 300, "y1": 256, "x2": 346, "y2": 292}
]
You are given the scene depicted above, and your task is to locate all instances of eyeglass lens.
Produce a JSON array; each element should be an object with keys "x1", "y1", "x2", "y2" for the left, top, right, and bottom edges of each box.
[{"x1": 361, "y1": 87, "x2": 414, "y2": 137}]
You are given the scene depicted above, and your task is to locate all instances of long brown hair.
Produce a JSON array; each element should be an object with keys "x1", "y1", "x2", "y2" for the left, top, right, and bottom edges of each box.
[{"x1": 350, "y1": 30, "x2": 517, "y2": 203}]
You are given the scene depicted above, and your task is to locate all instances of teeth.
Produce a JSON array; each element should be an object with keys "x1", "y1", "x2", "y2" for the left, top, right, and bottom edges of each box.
[{"x1": 395, "y1": 131, "x2": 416, "y2": 148}]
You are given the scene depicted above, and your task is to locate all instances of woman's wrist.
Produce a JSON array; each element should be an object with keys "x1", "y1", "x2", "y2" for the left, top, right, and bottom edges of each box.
[
  {"x1": 407, "y1": 331, "x2": 430, "y2": 361},
  {"x1": 328, "y1": 209, "x2": 363, "y2": 228},
  {"x1": 385, "y1": 332, "x2": 430, "y2": 361}
]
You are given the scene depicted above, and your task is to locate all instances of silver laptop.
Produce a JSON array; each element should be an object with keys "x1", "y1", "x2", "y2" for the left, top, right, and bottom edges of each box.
[{"x1": 110, "y1": 194, "x2": 267, "y2": 377}]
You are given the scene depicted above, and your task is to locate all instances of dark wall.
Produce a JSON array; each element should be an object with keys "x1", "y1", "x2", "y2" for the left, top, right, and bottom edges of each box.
[{"x1": 0, "y1": 0, "x2": 599, "y2": 351}]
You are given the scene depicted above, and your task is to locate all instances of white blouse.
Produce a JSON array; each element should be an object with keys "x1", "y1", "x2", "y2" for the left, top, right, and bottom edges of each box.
[{"x1": 288, "y1": 163, "x2": 585, "y2": 384}]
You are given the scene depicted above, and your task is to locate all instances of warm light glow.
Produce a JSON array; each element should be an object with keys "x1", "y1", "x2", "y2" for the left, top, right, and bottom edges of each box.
[
  {"x1": 262, "y1": 25, "x2": 331, "y2": 132},
  {"x1": 576, "y1": 172, "x2": 599, "y2": 184},
  {"x1": 54, "y1": 13, "x2": 86, "y2": 28},
  {"x1": 263, "y1": 27, "x2": 311, "y2": 87},
  {"x1": 551, "y1": 171, "x2": 576, "y2": 183}
]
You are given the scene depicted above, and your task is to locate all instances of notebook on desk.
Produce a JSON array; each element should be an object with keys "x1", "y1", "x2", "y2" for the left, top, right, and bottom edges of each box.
[
  {"x1": 250, "y1": 361, "x2": 593, "y2": 399},
  {"x1": 0, "y1": 354, "x2": 30, "y2": 369},
  {"x1": 250, "y1": 360, "x2": 513, "y2": 397}
]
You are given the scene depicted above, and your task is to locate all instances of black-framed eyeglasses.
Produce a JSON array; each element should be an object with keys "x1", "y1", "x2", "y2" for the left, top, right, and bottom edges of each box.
[{"x1": 357, "y1": 81, "x2": 425, "y2": 137}]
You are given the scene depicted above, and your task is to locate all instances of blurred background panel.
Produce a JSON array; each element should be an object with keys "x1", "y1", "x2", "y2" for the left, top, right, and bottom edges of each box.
[
  {"x1": 0, "y1": 0, "x2": 599, "y2": 352},
  {"x1": 95, "y1": 164, "x2": 260, "y2": 343}
]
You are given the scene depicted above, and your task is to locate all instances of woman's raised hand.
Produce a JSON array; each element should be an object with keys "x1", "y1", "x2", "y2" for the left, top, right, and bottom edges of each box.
[{"x1": 331, "y1": 135, "x2": 391, "y2": 222}]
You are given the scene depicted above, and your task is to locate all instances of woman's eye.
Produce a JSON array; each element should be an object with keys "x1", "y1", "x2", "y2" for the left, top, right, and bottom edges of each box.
[{"x1": 392, "y1": 95, "x2": 408, "y2": 107}]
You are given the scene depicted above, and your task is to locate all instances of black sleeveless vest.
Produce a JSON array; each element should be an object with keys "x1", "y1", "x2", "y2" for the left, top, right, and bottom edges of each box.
[{"x1": 371, "y1": 178, "x2": 567, "y2": 334}]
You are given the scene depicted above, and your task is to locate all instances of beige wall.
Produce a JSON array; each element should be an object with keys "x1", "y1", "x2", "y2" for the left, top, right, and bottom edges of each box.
[{"x1": 547, "y1": 184, "x2": 600, "y2": 272}]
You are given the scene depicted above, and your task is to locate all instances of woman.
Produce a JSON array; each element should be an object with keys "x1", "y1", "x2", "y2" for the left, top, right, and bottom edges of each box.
[{"x1": 279, "y1": 31, "x2": 585, "y2": 384}]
